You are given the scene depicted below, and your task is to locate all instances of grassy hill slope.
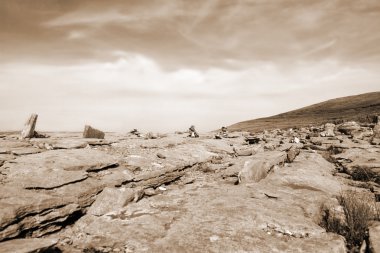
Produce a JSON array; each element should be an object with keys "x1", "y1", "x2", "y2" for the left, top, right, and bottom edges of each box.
[{"x1": 229, "y1": 92, "x2": 380, "y2": 132}]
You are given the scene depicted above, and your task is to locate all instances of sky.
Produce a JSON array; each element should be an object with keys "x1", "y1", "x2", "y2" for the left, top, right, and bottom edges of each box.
[{"x1": 0, "y1": 0, "x2": 379, "y2": 132}]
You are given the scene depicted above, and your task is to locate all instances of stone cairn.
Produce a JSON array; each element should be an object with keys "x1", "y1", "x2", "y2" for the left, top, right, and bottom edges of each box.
[{"x1": 188, "y1": 125, "x2": 199, "y2": 138}]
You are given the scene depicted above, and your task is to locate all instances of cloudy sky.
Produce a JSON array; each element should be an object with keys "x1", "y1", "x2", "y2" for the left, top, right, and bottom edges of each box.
[{"x1": 1, "y1": 0, "x2": 379, "y2": 132}]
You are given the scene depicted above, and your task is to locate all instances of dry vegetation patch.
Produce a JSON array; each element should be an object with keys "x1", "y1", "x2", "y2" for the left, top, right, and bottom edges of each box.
[{"x1": 322, "y1": 190, "x2": 380, "y2": 250}]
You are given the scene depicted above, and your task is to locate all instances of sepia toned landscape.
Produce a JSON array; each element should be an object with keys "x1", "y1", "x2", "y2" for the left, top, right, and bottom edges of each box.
[
  {"x1": 0, "y1": 92, "x2": 379, "y2": 253},
  {"x1": 1, "y1": 1, "x2": 380, "y2": 253}
]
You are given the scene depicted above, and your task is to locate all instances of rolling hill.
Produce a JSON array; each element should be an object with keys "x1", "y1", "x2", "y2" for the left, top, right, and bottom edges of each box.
[{"x1": 228, "y1": 92, "x2": 380, "y2": 132}]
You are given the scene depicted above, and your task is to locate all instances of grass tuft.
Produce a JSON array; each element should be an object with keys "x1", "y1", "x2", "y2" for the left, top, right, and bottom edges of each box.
[{"x1": 323, "y1": 190, "x2": 380, "y2": 249}]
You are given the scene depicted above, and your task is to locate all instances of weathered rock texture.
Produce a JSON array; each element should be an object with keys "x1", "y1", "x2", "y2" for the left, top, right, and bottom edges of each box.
[
  {"x1": 0, "y1": 238, "x2": 58, "y2": 253},
  {"x1": 369, "y1": 221, "x2": 380, "y2": 253},
  {"x1": 1, "y1": 121, "x2": 379, "y2": 252},
  {"x1": 20, "y1": 114, "x2": 38, "y2": 139},
  {"x1": 83, "y1": 125, "x2": 105, "y2": 139}
]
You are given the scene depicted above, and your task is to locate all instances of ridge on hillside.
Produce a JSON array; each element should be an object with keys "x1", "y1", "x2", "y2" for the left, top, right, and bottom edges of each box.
[{"x1": 228, "y1": 92, "x2": 380, "y2": 132}]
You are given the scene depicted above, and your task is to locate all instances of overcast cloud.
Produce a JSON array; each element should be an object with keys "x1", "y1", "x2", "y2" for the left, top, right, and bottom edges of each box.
[{"x1": 0, "y1": 0, "x2": 379, "y2": 132}]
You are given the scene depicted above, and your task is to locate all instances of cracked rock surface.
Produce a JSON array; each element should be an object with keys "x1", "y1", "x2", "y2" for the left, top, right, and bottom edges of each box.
[{"x1": 0, "y1": 123, "x2": 379, "y2": 252}]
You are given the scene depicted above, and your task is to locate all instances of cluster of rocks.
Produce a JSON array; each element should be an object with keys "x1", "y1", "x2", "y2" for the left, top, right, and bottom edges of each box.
[
  {"x1": 0, "y1": 115, "x2": 380, "y2": 253},
  {"x1": 188, "y1": 125, "x2": 199, "y2": 138}
]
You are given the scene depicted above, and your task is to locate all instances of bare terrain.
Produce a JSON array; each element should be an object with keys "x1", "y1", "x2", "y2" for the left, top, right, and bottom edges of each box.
[{"x1": 1, "y1": 95, "x2": 380, "y2": 253}]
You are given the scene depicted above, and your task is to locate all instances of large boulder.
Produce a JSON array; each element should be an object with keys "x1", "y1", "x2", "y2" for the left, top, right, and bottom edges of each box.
[
  {"x1": 83, "y1": 125, "x2": 105, "y2": 139},
  {"x1": 337, "y1": 121, "x2": 373, "y2": 139},
  {"x1": 332, "y1": 148, "x2": 380, "y2": 182},
  {"x1": 320, "y1": 123, "x2": 335, "y2": 137},
  {"x1": 337, "y1": 121, "x2": 361, "y2": 135},
  {"x1": 238, "y1": 151, "x2": 287, "y2": 183},
  {"x1": 286, "y1": 145, "x2": 300, "y2": 163}
]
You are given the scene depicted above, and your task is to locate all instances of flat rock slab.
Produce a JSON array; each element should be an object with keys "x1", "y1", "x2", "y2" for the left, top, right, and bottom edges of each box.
[
  {"x1": 58, "y1": 152, "x2": 346, "y2": 253},
  {"x1": 0, "y1": 238, "x2": 58, "y2": 253},
  {"x1": 0, "y1": 154, "x2": 15, "y2": 165},
  {"x1": 87, "y1": 187, "x2": 136, "y2": 216},
  {"x1": 49, "y1": 139, "x2": 88, "y2": 149},
  {"x1": 3, "y1": 149, "x2": 119, "y2": 189},
  {"x1": 0, "y1": 140, "x2": 31, "y2": 149},
  {"x1": 158, "y1": 144, "x2": 217, "y2": 165},
  {"x1": 238, "y1": 151, "x2": 287, "y2": 183},
  {"x1": 333, "y1": 148, "x2": 380, "y2": 176},
  {"x1": 0, "y1": 185, "x2": 77, "y2": 240},
  {"x1": 10, "y1": 147, "x2": 43, "y2": 156}
]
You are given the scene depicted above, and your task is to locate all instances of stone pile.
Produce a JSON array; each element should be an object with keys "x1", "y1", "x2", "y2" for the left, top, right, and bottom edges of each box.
[{"x1": 188, "y1": 125, "x2": 199, "y2": 138}]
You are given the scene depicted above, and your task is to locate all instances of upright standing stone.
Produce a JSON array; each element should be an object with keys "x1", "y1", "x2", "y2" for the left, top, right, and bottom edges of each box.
[
  {"x1": 83, "y1": 125, "x2": 105, "y2": 139},
  {"x1": 20, "y1": 114, "x2": 38, "y2": 139}
]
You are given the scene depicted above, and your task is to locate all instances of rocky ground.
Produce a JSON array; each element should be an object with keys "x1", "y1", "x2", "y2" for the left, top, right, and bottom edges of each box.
[{"x1": 1, "y1": 120, "x2": 380, "y2": 253}]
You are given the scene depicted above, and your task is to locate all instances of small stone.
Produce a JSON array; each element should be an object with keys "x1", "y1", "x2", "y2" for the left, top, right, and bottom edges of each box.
[
  {"x1": 235, "y1": 148, "x2": 253, "y2": 156},
  {"x1": 157, "y1": 153, "x2": 166, "y2": 159},
  {"x1": 209, "y1": 235, "x2": 219, "y2": 242},
  {"x1": 144, "y1": 188, "x2": 156, "y2": 196},
  {"x1": 158, "y1": 186, "x2": 167, "y2": 191}
]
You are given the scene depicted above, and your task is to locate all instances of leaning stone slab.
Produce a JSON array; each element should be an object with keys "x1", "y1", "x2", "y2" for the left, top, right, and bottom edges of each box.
[
  {"x1": 0, "y1": 238, "x2": 58, "y2": 253},
  {"x1": 238, "y1": 151, "x2": 287, "y2": 183},
  {"x1": 20, "y1": 114, "x2": 38, "y2": 139},
  {"x1": 3, "y1": 149, "x2": 119, "y2": 189},
  {"x1": 83, "y1": 125, "x2": 105, "y2": 139}
]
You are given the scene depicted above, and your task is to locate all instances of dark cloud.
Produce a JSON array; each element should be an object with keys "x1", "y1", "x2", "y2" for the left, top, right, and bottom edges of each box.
[{"x1": 1, "y1": 0, "x2": 380, "y2": 69}]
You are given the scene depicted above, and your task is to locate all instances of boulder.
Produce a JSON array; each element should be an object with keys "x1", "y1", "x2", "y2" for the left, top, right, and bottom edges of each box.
[
  {"x1": 337, "y1": 121, "x2": 360, "y2": 135},
  {"x1": 245, "y1": 136, "x2": 260, "y2": 144},
  {"x1": 83, "y1": 125, "x2": 105, "y2": 139},
  {"x1": 332, "y1": 148, "x2": 380, "y2": 182},
  {"x1": 145, "y1": 132, "x2": 159, "y2": 139},
  {"x1": 234, "y1": 148, "x2": 253, "y2": 156},
  {"x1": 286, "y1": 145, "x2": 300, "y2": 163},
  {"x1": 369, "y1": 221, "x2": 380, "y2": 253},
  {"x1": 238, "y1": 151, "x2": 286, "y2": 183},
  {"x1": 321, "y1": 123, "x2": 335, "y2": 137},
  {"x1": 20, "y1": 114, "x2": 38, "y2": 139}
]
